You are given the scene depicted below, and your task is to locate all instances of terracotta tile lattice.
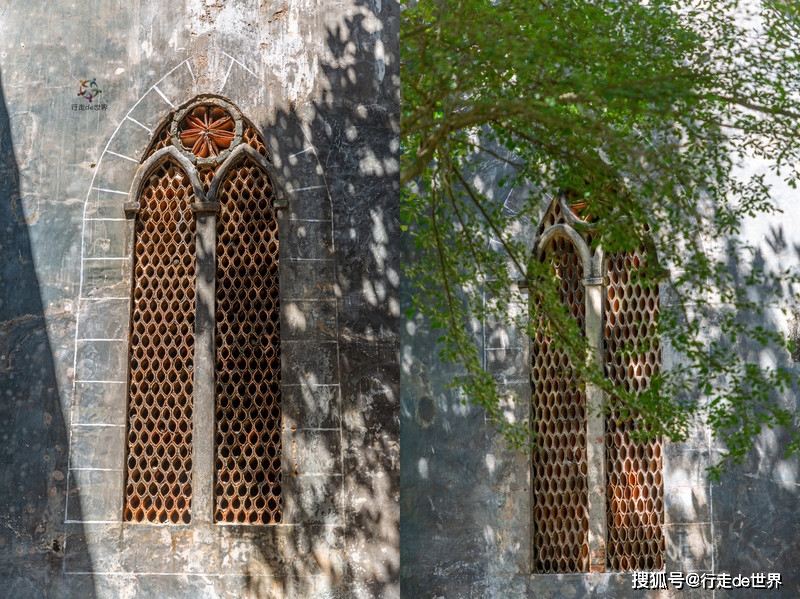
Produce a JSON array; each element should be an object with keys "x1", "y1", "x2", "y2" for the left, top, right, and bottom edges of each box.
[
  {"x1": 531, "y1": 236, "x2": 590, "y2": 573},
  {"x1": 243, "y1": 126, "x2": 269, "y2": 157},
  {"x1": 199, "y1": 168, "x2": 215, "y2": 194},
  {"x1": 604, "y1": 248, "x2": 664, "y2": 571},
  {"x1": 125, "y1": 161, "x2": 196, "y2": 523},
  {"x1": 539, "y1": 198, "x2": 566, "y2": 232},
  {"x1": 214, "y1": 159, "x2": 282, "y2": 524},
  {"x1": 146, "y1": 122, "x2": 172, "y2": 157}
]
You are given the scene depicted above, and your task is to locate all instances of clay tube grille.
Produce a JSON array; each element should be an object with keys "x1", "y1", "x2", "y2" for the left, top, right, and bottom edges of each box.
[
  {"x1": 243, "y1": 126, "x2": 270, "y2": 157},
  {"x1": 538, "y1": 198, "x2": 567, "y2": 233},
  {"x1": 531, "y1": 236, "x2": 589, "y2": 573},
  {"x1": 125, "y1": 161, "x2": 196, "y2": 524},
  {"x1": 214, "y1": 159, "x2": 282, "y2": 524},
  {"x1": 604, "y1": 248, "x2": 664, "y2": 571},
  {"x1": 147, "y1": 123, "x2": 172, "y2": 156}
]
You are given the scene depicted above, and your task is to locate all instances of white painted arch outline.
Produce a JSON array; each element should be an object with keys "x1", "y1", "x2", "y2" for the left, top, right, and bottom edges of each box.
[{"x1": 66, "y1": 56, "x2": 343, "y2": 530}]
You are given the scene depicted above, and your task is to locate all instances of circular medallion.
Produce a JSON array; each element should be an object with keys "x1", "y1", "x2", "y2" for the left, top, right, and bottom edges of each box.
[{"x1": 170, "y1": 98, "x2": 243, "y2": 166}]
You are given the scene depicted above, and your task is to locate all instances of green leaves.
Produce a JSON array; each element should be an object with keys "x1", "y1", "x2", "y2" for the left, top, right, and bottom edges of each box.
[{"x1": 402, "y1": 0, "x2": 800, "y2": 477}]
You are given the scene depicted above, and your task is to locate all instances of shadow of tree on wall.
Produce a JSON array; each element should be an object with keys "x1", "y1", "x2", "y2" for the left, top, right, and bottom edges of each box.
[
  {"x1": 206, "y1": 2, "x2": 399, "y2": 597},
  {"x1": 0, "y1": 69, "x2": 96, "y2": 598},
  {"x1": 316, "y1": 7, "x2": 399, "y2": 595},
  {"x1": 400, "y1": 295, "x2": 500, "y2": 598},
  {"x1": 707, "y1": 238, "x2": 800, "y2": 599},
  {"x1": 399, "y1": 143, "x2": 527, "y2": 599}
]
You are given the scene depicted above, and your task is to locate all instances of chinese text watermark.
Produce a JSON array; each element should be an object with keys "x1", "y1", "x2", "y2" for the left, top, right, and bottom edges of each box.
[
  {"x1": 632, "y1": 571, "x2": 781, "y2": 590},
  {"x1": 71, "y1": 103, "x2": 108, "y2": 111}
]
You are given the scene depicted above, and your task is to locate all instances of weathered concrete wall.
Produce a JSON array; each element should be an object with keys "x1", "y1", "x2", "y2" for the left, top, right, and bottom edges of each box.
[
  {"x1": 0, "y1": 0, "x2": 398, "y2": 597},
  {"x1": 400, "y1": 153, "x2": 800, "y2": 597}
]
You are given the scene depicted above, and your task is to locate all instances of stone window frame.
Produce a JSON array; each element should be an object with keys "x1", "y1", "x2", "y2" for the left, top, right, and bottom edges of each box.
[
  {"x1": 65, "y1": 59, "x2": 346, "y2": 581},
  {"x1": 122, "y1": 96, "x2": 289, "y2": 525},
  {"x1": 530, "y1": 193, "x2": 664, "y2": 573}
]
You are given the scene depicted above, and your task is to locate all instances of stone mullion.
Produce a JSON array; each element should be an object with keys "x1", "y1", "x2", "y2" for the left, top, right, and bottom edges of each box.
[
  {"x1": 190, "y1": 200, "x2": 220, "y2": 523},
  {"x1": 584, "y1": 269, "x2": 607, "y2": 572},
  {"x1": 122, "y1": 200, "x2": 140, "y2": 524}
]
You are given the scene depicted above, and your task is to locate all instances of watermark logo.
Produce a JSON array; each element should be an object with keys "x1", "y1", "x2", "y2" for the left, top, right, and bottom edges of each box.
[
  {"x1": 72, "y1": 77, "x2": 107, "y2": 112},
  {"x1": 78, "y1": 78, "x2": 102, "y2": 102}
]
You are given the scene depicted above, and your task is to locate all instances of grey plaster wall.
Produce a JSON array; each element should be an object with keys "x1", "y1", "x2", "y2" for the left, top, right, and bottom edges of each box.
[
  {"x1": 400, "y1": 153, "x2": 800, "y2": 597},
  {"x1": 0, "y1": 1, "x2": 398, "y2": 597}
]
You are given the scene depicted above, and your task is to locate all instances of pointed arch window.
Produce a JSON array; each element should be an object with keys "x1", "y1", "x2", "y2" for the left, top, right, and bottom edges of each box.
[
  {"x1": 124, "y1": 96, "x2": 286, "y2": 525},
  {"x1": 125, "y1": 159, "x2": 197, "y2": 524},
  {"x1": 213, "y1": 139, "x2": 282, "y2": 524},
  {"x1": 531, "y1": 194, "x2": 664, "y2": 573}
]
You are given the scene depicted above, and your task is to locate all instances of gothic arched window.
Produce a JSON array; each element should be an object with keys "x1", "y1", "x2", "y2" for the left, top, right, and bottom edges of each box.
[
  {"x1": 531, "y1": 195, "x2": 664, "y2": 573},
  {"x1": 124, "y1": 96, "x2": 285, "y2": 525},
  {"x1": 213, "y1": 133, "x2": 282, "y2": 525},
  {"x1": 125, "y1": 159, "x2": 197, "y2": 524}
]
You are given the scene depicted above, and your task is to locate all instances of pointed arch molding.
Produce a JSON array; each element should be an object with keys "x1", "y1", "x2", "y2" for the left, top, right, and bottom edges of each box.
[
  {"x1": 125, "y1": 140, "x2": 289, "y2": 211},
  {"x1": 129, "y1": 146, "x2": 208, "y2": 204},
  {"x1": 208, "y1": 143, "x2": 289, "y2": 208},
  {"x1": 532, "y1": 193, "x2": 665, "y2": 282},
  {"x1": 533, "y1": 223, "x2": 602, "y2": 283},
  {"x1": 68, "y1": 77, "x2": 342, "y2": 536}
]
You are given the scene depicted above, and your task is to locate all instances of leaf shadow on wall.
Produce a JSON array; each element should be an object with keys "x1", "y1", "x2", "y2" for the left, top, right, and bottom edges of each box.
[{"x1": 209, "y1": 2, "x2": 400, "y2": 597}]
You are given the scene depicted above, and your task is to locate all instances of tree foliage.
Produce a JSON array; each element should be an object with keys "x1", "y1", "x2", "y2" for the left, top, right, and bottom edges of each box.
[{"x1": 401, "y1": 0, "x2": 800, "y2": 476}]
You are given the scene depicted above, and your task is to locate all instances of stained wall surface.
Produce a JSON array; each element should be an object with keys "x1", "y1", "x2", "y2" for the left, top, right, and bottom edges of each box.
[
  {"x1": 0, "y1": 1, "x2": 399, "y2": 597},
  {"x1": 400, "y1": 152, "x2": 800, "y2": 598}
]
